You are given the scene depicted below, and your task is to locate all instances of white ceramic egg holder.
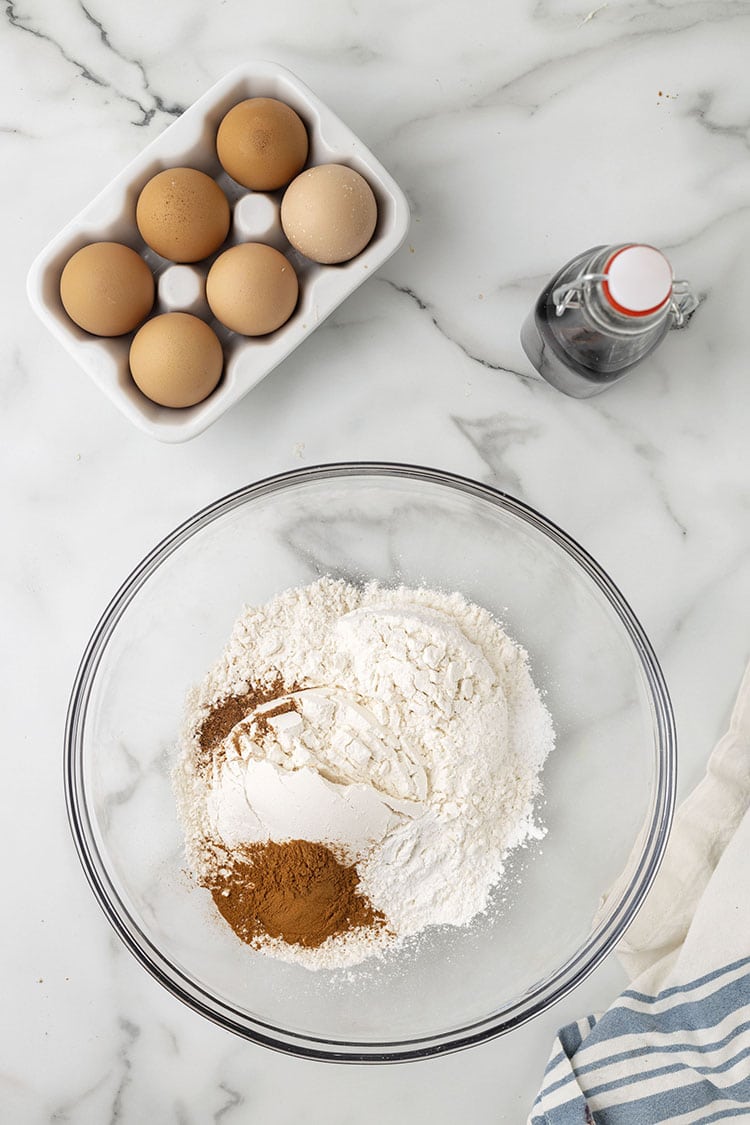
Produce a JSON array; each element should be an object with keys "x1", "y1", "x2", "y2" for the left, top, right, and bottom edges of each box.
[{"x1": 26, "y1": 62, "x2": 410, "y2": 443}]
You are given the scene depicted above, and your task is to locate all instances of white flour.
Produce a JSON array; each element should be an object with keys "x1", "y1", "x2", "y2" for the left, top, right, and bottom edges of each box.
[{"x1": 174, "y1": 578, "x2": 555, "y2": 969}]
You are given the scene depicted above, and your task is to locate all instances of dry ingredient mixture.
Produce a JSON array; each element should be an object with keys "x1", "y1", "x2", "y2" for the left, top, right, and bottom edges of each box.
[{"x1": 174, "y1": 578, "x2": 555, "y2": 970}]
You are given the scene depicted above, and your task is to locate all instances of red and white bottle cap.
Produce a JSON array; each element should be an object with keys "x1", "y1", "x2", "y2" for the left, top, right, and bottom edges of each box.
[{"x1": 602, "y1": 245, "x2": 673, "y2": 317}]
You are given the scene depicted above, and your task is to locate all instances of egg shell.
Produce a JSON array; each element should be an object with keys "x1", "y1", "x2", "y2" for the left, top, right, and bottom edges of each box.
[
  {"x1": 217, "y1": 97, "x2": 308, "y2": 191},
  {"x1": 206, "y1": 243, "x2": 299, "y2": 336},
  {"x1": 129, "y1": 312, "x2": 223, "y2": 407},
  {"x1": 281, "y1": 164, "x2": 378, "y2": 264},
  {"x1": 60, "y1": 242, "x2": 154, "y2": 336},
  {"x1": 136, "y1": 168, "x2": 230, "y2": 263}
]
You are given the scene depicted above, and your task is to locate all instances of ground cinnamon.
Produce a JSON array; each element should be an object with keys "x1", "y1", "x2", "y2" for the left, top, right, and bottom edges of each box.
[
  {"x1": 196, "y1": 676, "x2": 296, "y2": 772},
  {"x1": 208, "y1": 839, "x2": 385, "y2": 948}
]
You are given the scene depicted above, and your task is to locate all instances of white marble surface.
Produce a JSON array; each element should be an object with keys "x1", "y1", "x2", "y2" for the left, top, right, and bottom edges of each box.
[{"x1": 3, "y1": 1, "x2": 750, "y2": 1120}]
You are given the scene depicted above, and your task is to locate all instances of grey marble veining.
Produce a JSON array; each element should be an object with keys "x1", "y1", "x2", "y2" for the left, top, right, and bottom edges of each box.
[{"x1": 3, "y1": 0, "x2": 750, "y2": 1121}]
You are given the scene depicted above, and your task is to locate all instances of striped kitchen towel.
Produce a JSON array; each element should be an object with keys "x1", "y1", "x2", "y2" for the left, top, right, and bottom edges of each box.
[{"x1": 530, "y1": 660, "x2": 750, "y2": 1124}]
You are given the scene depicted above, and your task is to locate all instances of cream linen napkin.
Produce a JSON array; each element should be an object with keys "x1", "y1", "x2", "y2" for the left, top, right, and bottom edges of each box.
[{"x1": 615, "y1": 658, "x2": 750, "y2": 984}]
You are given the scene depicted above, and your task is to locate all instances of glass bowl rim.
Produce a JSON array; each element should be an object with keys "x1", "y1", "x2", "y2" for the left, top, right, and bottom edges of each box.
[{"x1": 65, "y1": 461, "x2": 676, "y2": 1063}]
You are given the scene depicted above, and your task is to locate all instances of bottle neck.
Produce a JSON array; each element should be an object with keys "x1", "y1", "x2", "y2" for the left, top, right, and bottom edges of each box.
[{"x1": 581, "y1": 245, "x2": 672, "y2": 337}]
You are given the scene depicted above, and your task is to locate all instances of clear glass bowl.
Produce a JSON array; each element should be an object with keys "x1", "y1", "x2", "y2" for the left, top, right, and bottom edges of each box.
[{"x1": 65, "y1": 463, "x2": 675, "y2": 1061}]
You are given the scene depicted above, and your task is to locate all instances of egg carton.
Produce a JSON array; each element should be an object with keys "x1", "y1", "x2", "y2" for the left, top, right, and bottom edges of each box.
[{"x1": 26, "y1": 61, "x2": 410, "y2": 443}]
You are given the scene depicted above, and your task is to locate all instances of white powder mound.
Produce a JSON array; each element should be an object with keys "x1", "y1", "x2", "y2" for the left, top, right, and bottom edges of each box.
[{"x1": 174, "y1": 578, "x2": 555, "y2": 969}]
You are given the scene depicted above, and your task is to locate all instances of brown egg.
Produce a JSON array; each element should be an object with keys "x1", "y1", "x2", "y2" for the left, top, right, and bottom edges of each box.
[
  {"x1": 136, "y1": 168, "x2": 230, "y2": 262},
  {"x1": 129, "y1": 313, "x2": 223, "y2": 407},
  {"x1": 281, "y1": 164, "x2": 378, "y2": 265},
  {"x1": 60, "y1": 242, "x2": 154, "y2": 336},
  {"x1": 206, "y1": 243, "x2": 298, "y2": 336},
  {"x1": 216, "y1": 98, "x2": 308, "y2": 191}
]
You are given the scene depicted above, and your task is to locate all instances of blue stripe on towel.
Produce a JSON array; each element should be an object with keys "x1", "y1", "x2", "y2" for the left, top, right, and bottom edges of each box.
[
  {"x1": 530, "y1": 963, "x2": 750, "y2": 1124},
  {"x1": 621, "y1": 957, "x2": 750, "y2": 1005},
  {"x1": 692, "y1": 1108, "x2": 750, "y2": 1124},
  {"x1": 573, "y1": 1017, "x2": 750, "y2": 1076},
  {"x1": 600, "y1": 975, "x2": 750, "y2": 1039}
]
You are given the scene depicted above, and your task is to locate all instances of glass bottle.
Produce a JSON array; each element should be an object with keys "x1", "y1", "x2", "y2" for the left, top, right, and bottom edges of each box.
[{"x1": 520, "y1": 244, "x2": 699, "y2": 398}]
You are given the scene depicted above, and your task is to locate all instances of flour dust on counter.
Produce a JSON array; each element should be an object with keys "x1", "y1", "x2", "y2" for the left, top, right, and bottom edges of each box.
[{"x1": 174, "y1": 578, "x2": 555, "y2": 969}]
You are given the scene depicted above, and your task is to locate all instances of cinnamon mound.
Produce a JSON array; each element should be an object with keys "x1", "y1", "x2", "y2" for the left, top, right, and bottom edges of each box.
[{"x1": 209, "y1": 839, "x2": 385, "y2": 949}]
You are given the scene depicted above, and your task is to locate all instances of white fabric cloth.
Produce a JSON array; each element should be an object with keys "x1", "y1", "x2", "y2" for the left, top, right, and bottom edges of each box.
[{"x1": 615, "y1": 658, "x2": 750, "y2": 984}]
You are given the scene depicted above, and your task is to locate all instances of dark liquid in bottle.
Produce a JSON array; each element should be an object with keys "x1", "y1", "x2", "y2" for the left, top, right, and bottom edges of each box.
[{"x1": 521, "y1": 271, "x2": 671, "y2": 399}]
